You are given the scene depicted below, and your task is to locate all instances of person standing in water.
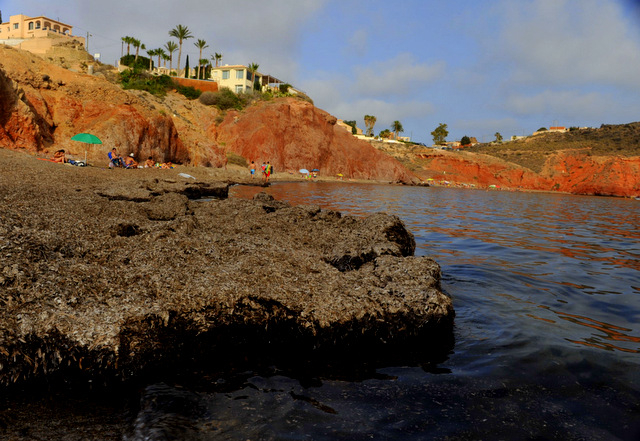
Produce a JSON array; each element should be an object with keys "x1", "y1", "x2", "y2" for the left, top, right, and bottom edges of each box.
[{"x1": 263, "y1": 161, "x2": 273, "y2": 183}]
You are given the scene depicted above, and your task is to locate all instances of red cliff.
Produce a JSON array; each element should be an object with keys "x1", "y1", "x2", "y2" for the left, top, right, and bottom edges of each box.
[
  {"x1": 411, "y1": 148, "x2": 640, "y2": 197},
  {"x1": 0, "y1": 47, "x2": 413, "y2": 181},
  {"x1": 0, "y1": 47, "x2": 223, "y2": 166},
  {"x1": 215, "y1": 98, "x2": 415, "y2": 182}
]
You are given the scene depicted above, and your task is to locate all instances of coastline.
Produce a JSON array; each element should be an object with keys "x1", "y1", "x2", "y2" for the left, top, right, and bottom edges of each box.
[{"x1": 23, "y1": 149, "x2": 633, "y2": 200}]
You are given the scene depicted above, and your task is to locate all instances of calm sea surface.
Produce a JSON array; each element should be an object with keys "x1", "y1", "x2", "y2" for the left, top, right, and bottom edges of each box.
[{"x1": 131, "y1": 183, "x2": 640, "y2": 440}]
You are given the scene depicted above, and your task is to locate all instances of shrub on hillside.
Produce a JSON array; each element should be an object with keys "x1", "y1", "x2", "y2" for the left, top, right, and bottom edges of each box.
[
  {"x1": 294, "y1": 92, "x2": 313, "y2": 105},
  {"x1": 199, "y1": 91, "x2": 217, "y2": 106},
  {"x1": 226, "y1": 152, "x2": 248, "y2": 167},
  {"x1": 120, "y1": 70, "x2": 171, "y2": 96},
  {"x1": 199, "y1": 88, "x2": 241, "y2": 110},
  {"x1": 175, "y1": 84, "x2": 201, "y2": 100},
  {"x1": 120, "y1": 54, "x2": 152, "y2": 70},
  {"x1": 237, "y1": 91, "x2": 260, "y2": 108},
  {"x1": 119, "y1": 71, "x2": 201, "y2": 99}
]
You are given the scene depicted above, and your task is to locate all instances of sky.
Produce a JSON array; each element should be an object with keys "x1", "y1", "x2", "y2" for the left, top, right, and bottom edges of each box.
[{"x1": 4, "y1": 0, "x2": 640, "y2": 144}]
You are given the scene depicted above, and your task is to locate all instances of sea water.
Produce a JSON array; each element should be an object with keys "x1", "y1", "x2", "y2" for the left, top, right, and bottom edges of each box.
[{"x1": 128, "y1": 183, "x2": 640, "y2": 440}]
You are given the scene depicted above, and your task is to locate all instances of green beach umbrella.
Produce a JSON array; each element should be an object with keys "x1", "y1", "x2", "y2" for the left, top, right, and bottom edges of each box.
[{"x1": 71, "y1": 133, "x2": 102, "y2": 165}]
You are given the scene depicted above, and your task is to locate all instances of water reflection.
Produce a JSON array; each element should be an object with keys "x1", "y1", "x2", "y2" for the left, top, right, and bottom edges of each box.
[
  {"x1": 119, "y1": 183, "x2": 640, "y2": 441},
  {"x1": 538, "y1": 305, "x2": 640, "y2": 353},
  {"x1": 231, "y1": 182, "x2": 640, "y2": 358}
]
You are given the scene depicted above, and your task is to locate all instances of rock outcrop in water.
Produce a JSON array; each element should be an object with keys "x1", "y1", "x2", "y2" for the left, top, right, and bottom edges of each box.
[{"x1": 0, "y1": 149, "x2": 454, "y2": 387}]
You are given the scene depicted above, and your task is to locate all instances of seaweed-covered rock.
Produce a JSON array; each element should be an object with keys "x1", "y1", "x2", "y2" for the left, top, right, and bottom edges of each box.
[{"x1": 0, "y1": 149, "x2": 454, "y2": 387}]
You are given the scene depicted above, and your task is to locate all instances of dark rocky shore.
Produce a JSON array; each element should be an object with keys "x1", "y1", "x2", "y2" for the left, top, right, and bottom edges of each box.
[{"x1": 0, "y1": 149, "x2": 454, "y2": 415}]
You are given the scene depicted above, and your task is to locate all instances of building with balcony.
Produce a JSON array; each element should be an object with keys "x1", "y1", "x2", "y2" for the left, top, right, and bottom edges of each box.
[
  {"x1": 0, "y1": 14, "x2": 85, "y2": 55},
  {"x1": 209, "y1": 64, "x2": 299, "y2": 95},
  {"x1": 209, "y1": 65, "x2": 263, "y2": 93}
]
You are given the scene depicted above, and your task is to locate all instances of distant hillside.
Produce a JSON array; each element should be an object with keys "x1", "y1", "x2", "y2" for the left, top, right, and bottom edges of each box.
[
  {"x1": 466, "y1": 123, "x2": 640, "y2": 173},
  {"x1": 367, "y1": 124, "x2": 640, "y2": 197}
]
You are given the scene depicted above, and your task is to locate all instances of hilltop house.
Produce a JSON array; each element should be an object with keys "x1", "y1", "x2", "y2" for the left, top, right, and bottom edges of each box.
[
  {"x1": 336, "y1": 119, "x2": 363, "y2": 135},
  {"x1": 209, "y1": 64, "x2": 301, "y2": 95},
  {"x1": 209, "y1": 65, "x2": 262, "y2": 93},
  {"x1": 0, "y1": 13, "x2": 85, "y2": 55},
  {"x1": 533, "y1": 126, "x2": 568, "y2": 136}
]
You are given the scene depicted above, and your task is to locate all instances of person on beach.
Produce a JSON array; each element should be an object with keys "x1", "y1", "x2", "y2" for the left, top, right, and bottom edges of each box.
[
  {"x1": 108, "y1": 148, "x2": 125, "y2": 168},
  {"x1": 144, "y1": 156, "x2": 155, "y2": 168},
  {"x1": 124, "y1": 153, "x2": 138, "y2": 169},
  {"x1": 52, "y1": 149, "x2": 66, "y2": 163},
  {"x1": 249, "y1": 161, "x2": 256, "y2": 178}
]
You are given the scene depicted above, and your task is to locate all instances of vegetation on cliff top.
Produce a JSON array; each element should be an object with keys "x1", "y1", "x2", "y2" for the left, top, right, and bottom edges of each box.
[
  {"x1": 119, "y1": 69, "x2": 201, "y2": 99},
  {"x1": 197, "y1": 87, "x2": 313, "y2": 112}
]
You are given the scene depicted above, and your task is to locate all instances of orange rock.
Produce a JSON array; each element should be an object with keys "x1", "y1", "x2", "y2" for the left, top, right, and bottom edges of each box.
[
  {"x1": 413, "y1": 149, "x2": 640, "y2": 197},
  {"x1": 216, "y1": 99, "x2": 415, "y2": 183},
  {"x1": 0, "y1": 47, "x2": 198, "y2": 166}
]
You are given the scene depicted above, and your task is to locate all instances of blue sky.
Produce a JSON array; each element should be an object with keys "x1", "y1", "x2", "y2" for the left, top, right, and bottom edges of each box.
[{"x1": 6, "y1": 0, "x2": 640, "y2": 144}]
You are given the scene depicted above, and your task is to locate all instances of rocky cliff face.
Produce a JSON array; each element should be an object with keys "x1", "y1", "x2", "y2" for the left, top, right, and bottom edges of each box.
[
  {"x1": 0, "y1": 46, "x2": 414, "y2": 182},
  {"x1": 0, "y1": 46, "x2": 199, "y2": 165},
  {"x1": 405, "y1": 147, "x2": 640, "y2": 197},
  {"x1": 541, "y1": 151, "x2": 640, "y2": 196},
  {"x1": 215, "y1": 99, "x2": 415, "y2": 182}
]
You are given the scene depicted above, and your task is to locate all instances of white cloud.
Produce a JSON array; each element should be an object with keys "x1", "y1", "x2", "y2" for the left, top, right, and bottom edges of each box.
[
  {"x1": 504, "y1": 89, "x2": 616, "y2": 119},
  {"x1": 454, "y1": 118, "x2": 522, "y2": 139},
  {"x1": 354, "y1": 53, "x2": 446, "y2": 97},
  {"x1": 300, "y1": 57, "x2": 438, "y2": 128},
  {"x1": 13, "y1": 0, "x2": 327, "y2": 75},
  {"x1": 346, "y1": 29, "x2": 369, "y2": 56},
  {"x1": 331, "y1": 99, "x2": 436, "y2": 130},
  {"x1": 498, "y1": 0, "x2": 640, "y2": 88}
]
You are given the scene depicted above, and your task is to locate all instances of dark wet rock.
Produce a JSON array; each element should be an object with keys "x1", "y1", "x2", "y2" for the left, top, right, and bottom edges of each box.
[
  {"x1": 253, "y1": 191, "x2": 290, "y2": 212},
  {"x1": 253, "y1": 191, "x2": 275, "y2": 202},
  {"x1": 95, "y1": 186, "x2": 153, "y2": 202},
  {"x1": 0, "y1": 149, "x2": 454, "y2": 388},
  {"x1": 144, "y1": 179, "x2": 229, "y2": 199}
]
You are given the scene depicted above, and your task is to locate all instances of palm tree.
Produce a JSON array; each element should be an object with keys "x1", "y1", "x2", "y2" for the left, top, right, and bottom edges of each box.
[
  {"x1": 194, "y1": 39, "x2": 209, "y2": 79},
  {"x1": 147, "y1": 48, "x2": 157, "y2": 70},
  {"x1": 122, "y1": 36, "x2": 134, "y2": 56},
  {"x1": 120, "y1": 36, "x2": 128, "y2": 58},
  {"x1": 164, "y1": 41, "x2": 178, "y2": 73},
  {"x1": 161, "y1": 53, "x2": 170, "y2": 68},
  {"x1": 214, "y1": 52, "x2": 222, "y2": 67},
  {"x1": 391, "y1": 120, "x2": 404, "y2": 140},
  {"x1": 156, "y1": 49, "x2": 166, "y2": 69},
  {"x1": 247, "y1": 62, "x2": 260, "y2": 91},
  {"x1": 364, "y1": 115, "x2": 377, "y2": 137},
  {"x1": 132, "y1": 38, "x2": 143, "y2": 62},
  {"x1": 198, "y1": 58, "x2": 210, "y2": 79},
  {"x1": 169, "y1": 24, "x2": 193, "y2": 74}
]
